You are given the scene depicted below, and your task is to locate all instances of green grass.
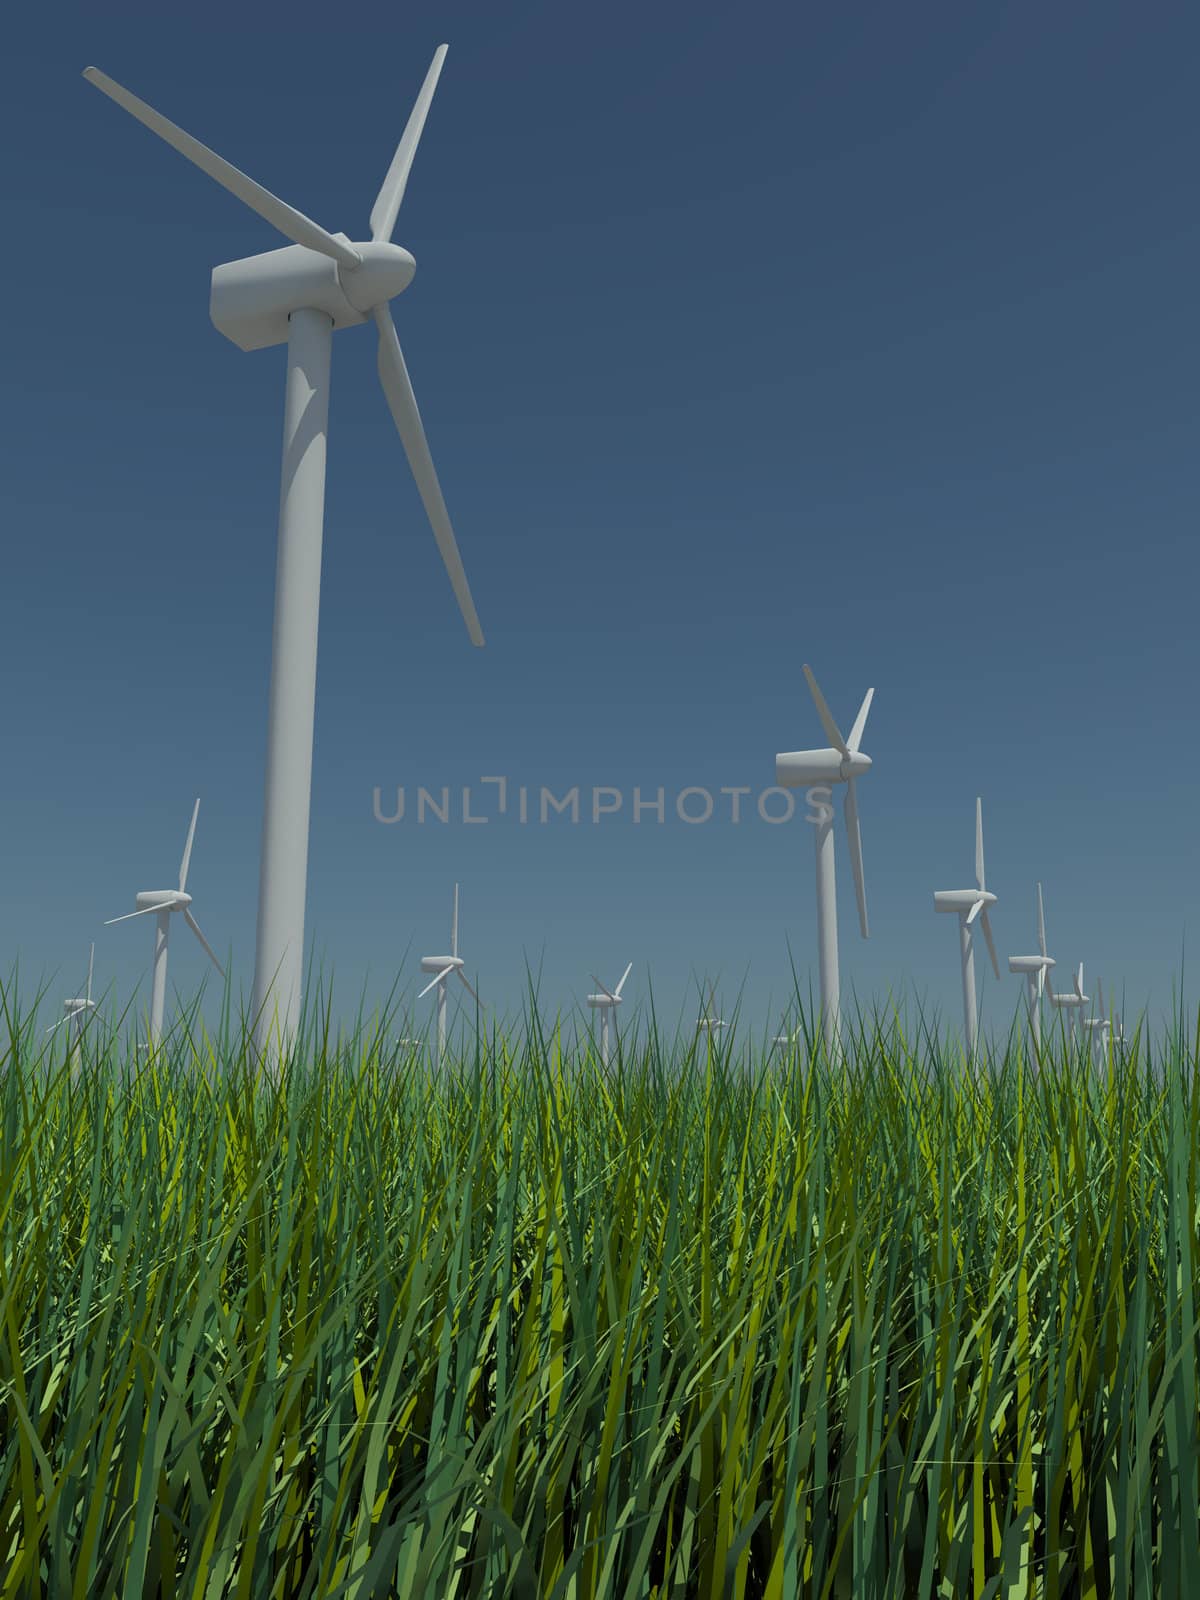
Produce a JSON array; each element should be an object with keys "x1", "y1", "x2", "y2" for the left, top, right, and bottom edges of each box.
[{"x1": 1, "y1": 980, "x2": 1196, "y2": 1598}]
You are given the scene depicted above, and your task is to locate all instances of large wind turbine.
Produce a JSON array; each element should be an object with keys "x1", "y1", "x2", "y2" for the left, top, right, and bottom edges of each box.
[
  {"x1": 418, "y1": 884, "x2": 480, "y2": 1071},
  {"x1": 84, "y1": 49, "x2": 485, "y2": 1053},
  {"x1": 587, "y1": 962, "x2": 632, "y2": 1069},
  {"x1": 47, "y1": 943, "x2": 99, "y2": 1077},
  {"x1": 774, "y1": 665, "x2": 874, "y2": 1056},
  {"x1": 105, "y1": 799, "x2": 224, "y2": 1044},
  {"x1": 934, "y1": 797, "x2": 1001, "y2": 1060},
  {"x1": 1008, "y1": 882, "x2": 1055, "y2": 1049}
]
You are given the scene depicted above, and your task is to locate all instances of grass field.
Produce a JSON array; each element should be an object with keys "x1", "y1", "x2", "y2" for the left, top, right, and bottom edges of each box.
[{"x1": 2, "y1": 981, "x2": 1196, "y2": 1598}]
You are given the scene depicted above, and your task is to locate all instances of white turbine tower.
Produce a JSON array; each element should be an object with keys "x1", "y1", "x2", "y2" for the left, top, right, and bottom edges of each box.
[
  {"x1": 418, "y1": 884, "x2": 480, "y2": 1071},
  {"x1": 105, "y1": 799, "x2": 224, "y2": 1044},
  {"x1": 774, "y1": 665, "x2": 874, "y2": 1056},
  {"x1": 84, "y1": 49, "x2": 485, "y2": 1054},
  {"x1": 1048, "y1": 961, "x2": 1088, "y2": 1042},
  {"x1": 47, "y1": 943, "x2": 99, "y2": 1075},
  {"x1": 1007, "y1": 882, "x2": 1055, "y2": 1049},
  {"x1": 934, "y1": 797, "x2": 1001, "y2": 1060},
  {"x1": 587, "y1": 962, "x2": 632, "y2": 1069}
]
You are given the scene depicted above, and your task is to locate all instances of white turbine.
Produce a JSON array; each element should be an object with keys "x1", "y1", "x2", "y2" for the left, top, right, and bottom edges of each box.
[
  {"x1": 1007, "y1": 882, "x2": 1055, "y2": 1050},
  {"x1": 587, "y1": 961, "x2": 632, "y2": 1069},
  {"x1": 47, "y1": 942, "x2": 99, "y2": 1075},
  {"x1": 105, "y1": 798, "x2": 224, "y2": 1044},
  {"x1": 84, "y1": 49, "x2": 484, "y2": 1054},
  {"x1": 1047, "y1": 960, "x2": 1089, "y2": 1042},
  {"x1": 696, "y1": 985, "x2": 728, "y2": 1041},
  {"x1": 418, "y1": 884, "x2": 480, "y2": 1071},
  {"x1": 774, "y1": 665, "x2": 874, "y2": 1058},
  {"x1": 1081, "y1": 978, "x2": 1112, "y2": 1067},
  {"x1": 934, "y1": 797, "x2": 1001, "y2": 1060}
]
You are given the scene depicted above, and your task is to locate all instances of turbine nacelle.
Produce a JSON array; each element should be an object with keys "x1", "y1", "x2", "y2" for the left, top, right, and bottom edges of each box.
[
  {"x1": 420, "y1": 955, "x2": 463, "y2": 975},
  {"x1": 934, "y1": 889, "x2": 997, "y2": 915},
  {"x1": 774, "y1": 749, "x2": 872, "y2": 788},
  {"x1": 135, "y1": 889, "x2": 192, "y2": 912},
  {"x1": 1008, "y1": 954, "x2": 1055, "y2": 975},
  {"x1": 210, "y1": 240, "x2": 417, "y2": 352}
]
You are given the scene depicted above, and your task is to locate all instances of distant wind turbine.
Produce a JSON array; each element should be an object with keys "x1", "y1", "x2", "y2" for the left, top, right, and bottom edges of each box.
[
  {"x1": 1008, "y1": 882, "x2": 1055, "y2": 1049},
  {"x1": 47, "y1": 943, "x2": 98, "y2": 1076},
  {"x1": 934, "y1": 797, "x2": 1001, "y2": 1060},
  {"x1": 418, "y1": 884, "x2": 480, "y2": 1071},
  {"x1": 105, "y1": 799, "x2": 224, "y2": 1044},
  {"x1": 774, "y1": 665, "x2": 874, "y2": 1057},
  {"x1": 587, "y1": 962, "x2": 632, "y2": 1069},
  {"x1": 1047, "y1": 961, "x2": 1089, "y2": 1042}
]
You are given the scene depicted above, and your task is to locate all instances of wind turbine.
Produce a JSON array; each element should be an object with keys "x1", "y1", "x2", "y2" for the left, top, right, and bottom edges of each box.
[
  {"x1": 1007, "y1": 882, "x2": 1055, "y2": 1049},
  {"x1": 587, "y1": 962, "x2": 632, "y2": 1069},
  {"x1": 934, "y1": 797, "x2": 1001, "y2": 1060},
  {"x1": 105, "y1": 798, "x2": 224, "y2": 1044},
  {"x1": 418, "y1": 884, "x2": 480, "y2": 1071},
  {"x1": 84, "y1": 49, "x2": 485, "y2": 1054},
  {"x1": 1047, "y1": 961, "x2": 1088, "y2": 1042},
  {"x1": 696, "y1": 985, "x2": 728, "y2": 1042},
  {"x1": 1082, "y1": 978, "x2": 1112, "y2": 1067},
  {"x1": 774, "y1": 665, "x2": 874, "y2": 1056},
  {"x1": 47, "y1": 943, "x2": 99, "y2": 1076}
]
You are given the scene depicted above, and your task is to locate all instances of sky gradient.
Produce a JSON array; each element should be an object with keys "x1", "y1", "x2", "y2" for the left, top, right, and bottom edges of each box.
[{"x1": 3, "y1": 0, "x2": 1197, "y2": 1048}]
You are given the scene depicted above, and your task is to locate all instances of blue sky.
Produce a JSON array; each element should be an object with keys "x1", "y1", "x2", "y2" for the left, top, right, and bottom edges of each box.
[{"x1": 3, "y1": 0, "x2": 1197, "y2": 1047}]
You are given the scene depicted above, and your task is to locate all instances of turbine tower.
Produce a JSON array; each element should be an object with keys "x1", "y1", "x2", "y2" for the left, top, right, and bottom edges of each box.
[
  {"x1": 47, "y1": 943, "x2": 98, "y2": 1076},
  {"x1": 1007, "y1": 882, "x2": 1055, "y2": 1049},
  {"x1": 587, "y1": 962, "x2": 632, "y2": 1069},
  {"x1": 934, "y1": 797, "x2": 1001, "y2": 1060},
  {"x1": 105, "y1": 799, "x2": 224, "y2": 1044},
  {"x1": 1047, "y1": 961, "x2": 1088, "y2": 1042},
  {"x1": 418, "y1": 884, "x2": 480, "y2": 1071},
  {"x1": 774, "y1": 665, "x2": 874, "y2": 1057},
  {"x1": 84, "y1": 50, "x2": 485, "y2": 1054}
]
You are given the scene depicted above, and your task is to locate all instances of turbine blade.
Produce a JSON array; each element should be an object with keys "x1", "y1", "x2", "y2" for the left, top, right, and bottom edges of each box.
[
  {"x1": 1035, "y1": 965, "x2": 1045, "y2": 1000},
  {"x1": 46, "y1": 1015, "x2": 71, "y2": 1034},
  {"x1": 457, "y1": 969, "x2": 481, "y2": 1005},
  {"x1": 86, "y1": 942, "x2": 95, "y2": 1005},
  {"x1": 1096, "y1": 978, "x2": 1104, "y2": 1021},
  {"x1": 451, "y1": 882, "x2": 459, "y2": 959},
  {"x1": 105, "y1": 903, "x2": 167, "y2": 925},
  {"x1": 1075, "y1": 961, "x2": 1084, "y2": 999},
  {"x1": 966, "y1": 897, "x2": 982, "y2": 926},
  {"x1": 370, "y1": 44, "x2": 448, "y2": 242},
  {"x1": 980, "y1": 908, "x2": 1001, "y2": 980},
  {"x1": 374, "y1": 305, "x2": 485, "y2": 646},
  {"x1": 591, "y1": 974, "x2": 617, "y2": 1002},
  {"x1": 183, "y1": 909, "x2": 224, "y2": 975},
  {"x1": 843, "y1": 778, "x2": 869, "y2": 939},
  {"x1": 802, "y1": 665, "x2": 848, "y2": 755},
  {"x1": 418, "y1": 969, "x2": 449, "y2": 1000},
  {"x1": 846, "y1": 687, "x2": 874, "y2": 754},
  {"x1": 1037, "y1": 881, "x2": 1047, "y2": 957},
  {"x1": 1044, "y1": 969, "x2": 1056, "y2": 1002},
  {"x1": 82, "y1": 68, "x2": 361, "y2": 270},
  {"x1": 178, "y1": 796, "x2": 200, "y2": 891},
  {"x1": 975, "y1": 797, "x2": 985, "y2": 892},
  {"x1": 614, "y1": 961, "x2": 633, "y2": 999}
]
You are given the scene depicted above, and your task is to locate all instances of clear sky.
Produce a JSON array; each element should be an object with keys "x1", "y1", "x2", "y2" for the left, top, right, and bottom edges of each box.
[{"x1": 3, "y1": 0, "x2": 1197, "y2": 1049}]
